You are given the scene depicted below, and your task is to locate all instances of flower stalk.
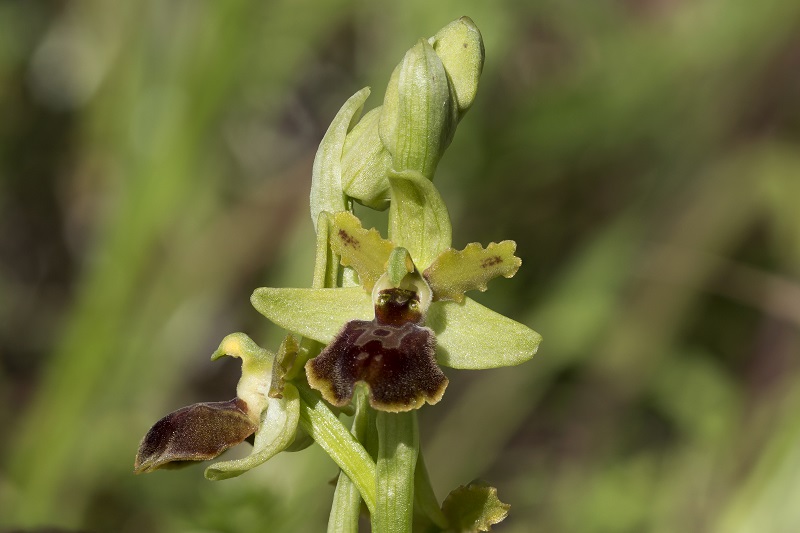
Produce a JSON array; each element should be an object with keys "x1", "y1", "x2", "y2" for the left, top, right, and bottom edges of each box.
[{"x1": 374, "y1": 411, "x2": 419, "y2": 533}]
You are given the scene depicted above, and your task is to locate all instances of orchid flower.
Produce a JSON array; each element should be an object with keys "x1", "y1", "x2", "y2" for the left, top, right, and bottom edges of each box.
[
  {"x1": 134, "y1": 333, "x2": 301, "y2": 481},
  {"x1": 252, "y1": 210, "x2": 541, "y2": 412}
]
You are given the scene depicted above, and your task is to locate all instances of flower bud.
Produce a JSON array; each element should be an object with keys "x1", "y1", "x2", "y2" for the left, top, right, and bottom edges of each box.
[
  {"x1": 336, "y1": 18, "x2": 485, "y2": 209},
  {"x1": 428, "y1": 16, "x2": 485, "y2": 118},
  {"x1": 380, "y1": 39, "x2": 454, "y2": 180}
]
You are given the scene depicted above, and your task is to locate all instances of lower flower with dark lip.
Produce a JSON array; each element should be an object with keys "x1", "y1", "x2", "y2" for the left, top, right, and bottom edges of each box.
[{"x1": 134, "y1": 333, "x2": 302, "y2": 479}]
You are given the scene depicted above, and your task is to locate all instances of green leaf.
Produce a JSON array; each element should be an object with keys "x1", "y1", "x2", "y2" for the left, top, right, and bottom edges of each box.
[
  {"x1": 373, "y1": 411, "x2": 418, "y2": 533},
  {"x1": 388, "y1": 169, "x2": 452, "y2": 270},
  {"x1": 250, "y1": 286, "x2": 372, "y2": 343},
  {"x1": 296, "y1": 382, "x2": 377, "y2": 514},
  {"x1": 329, "y1": 211, "x2": 394, "y2": 292},
  {"x1": 428, "y1": 297, "x2": 542, "y2": 369},
  {"x1": 205, "y1": 383, "x2": 300, "y2": 481},
  {"x1": 429, "y1": 17, "x2": 485, "y2": 118},
  {"x1": 310, "y1": 87, "x2": 370, "y2": 232},
  {"x1": 442, "y1": 481, "x2": 510, "y2": 532},
  {"x1": 424, "y1": 241, "x2": 521, "y2": 303}
]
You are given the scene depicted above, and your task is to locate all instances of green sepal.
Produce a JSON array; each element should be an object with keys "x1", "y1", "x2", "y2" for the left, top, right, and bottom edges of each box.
[
  {"x1": 429, "y1": 17, "x2": 484, "y2": 118},
  {"x1": 424, "y1": 241, "x2": 521, "y2": 303},
  {"x1": 310, "y1": 87, "x2": 370, "y2": 232},
  {"x1": 204, "y1": 383, "x2": 300, "y2": 481},
  {"x1": 388, "y1": 169, "x2": 452, "y2": 270},
  {"x1": 212, "y1": 333, "x2": 273, "y2": 420},
  {"x1": 441, "y1": 481, "x2": 510, "y2": 532},
  {"x1": 429, "y1": 297, "x2": 542, "y2": 369},
  {"x1": 329, "y1": 211, "x2": 394, "y2": 292},
  {"x1": 341, "y1": 106, "x2": 392, "y2": 210},
  {"x1": 250, "y1": 287, "x2": 372, "y2": 344}
]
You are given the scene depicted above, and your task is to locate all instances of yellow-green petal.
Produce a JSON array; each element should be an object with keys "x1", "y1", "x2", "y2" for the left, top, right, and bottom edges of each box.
[
  {"x1": 424, "y1": 241, "x2": 521, "y2": 303},
  {"x1": 428, "y1": 297, "x2": 541, "y2": 369},
  {"x1": 329, "y1": 211, "x2": 394, "y2": 292}
]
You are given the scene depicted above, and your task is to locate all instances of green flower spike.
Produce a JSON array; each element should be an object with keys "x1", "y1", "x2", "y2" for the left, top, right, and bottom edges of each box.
[
  {"x1": 251, "y1": 212, "x2": 542, "y2": 412},
  {"x1": 134, "y1": 333, "x2": 301, "y2": 480}
]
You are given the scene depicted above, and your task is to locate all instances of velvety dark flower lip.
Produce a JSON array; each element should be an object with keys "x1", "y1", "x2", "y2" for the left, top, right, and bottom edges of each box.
[
  {"x1": 134, "y1": 398, "x2": 257, "y2": 474},
  {"x1": 307, "y1": 288, "x2": 448, "y2": 412}
]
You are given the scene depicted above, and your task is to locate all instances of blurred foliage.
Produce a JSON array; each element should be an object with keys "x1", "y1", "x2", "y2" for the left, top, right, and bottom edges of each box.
[{"x1": 2, "y1": 0, "x2": 800, "y2": 531}]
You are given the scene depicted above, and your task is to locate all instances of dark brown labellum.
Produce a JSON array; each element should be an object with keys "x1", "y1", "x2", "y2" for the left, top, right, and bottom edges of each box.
[
  {"x1": 134, "y1": 398, "x2": 257, "y2": 474},
  {"x1": 307, "y1": 319, "x2": 447, "y2": 411}
]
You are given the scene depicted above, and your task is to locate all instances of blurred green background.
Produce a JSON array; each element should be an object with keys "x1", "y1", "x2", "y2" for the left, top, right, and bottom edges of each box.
[{"x1": 2, "y1": 0, "x2": 800, "y2": 531}]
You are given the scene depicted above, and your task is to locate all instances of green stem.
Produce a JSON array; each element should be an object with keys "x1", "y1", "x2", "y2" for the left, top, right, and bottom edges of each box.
[
  {"x1": 296, "y1": 382, "x2": 376, "y2": 514},
  {"x1": 327, "y1": 391, "x2": 369, "y2": 532},
  {"x1": 373, "y1": 410, "x2": 419, "y2": 533},
  {"x1": 414, "y1": 450, "x2": 449, "y2": 530}
]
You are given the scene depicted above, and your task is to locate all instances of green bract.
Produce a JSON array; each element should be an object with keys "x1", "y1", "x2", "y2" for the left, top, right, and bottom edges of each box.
[{"x1": 442, "y1": 481, "x2": 511, "y2": 532}]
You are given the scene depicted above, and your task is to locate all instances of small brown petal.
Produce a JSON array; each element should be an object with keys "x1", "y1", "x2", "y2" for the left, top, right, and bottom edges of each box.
[
  {"x1": 306, "y1": 319, "x2": 448, "y2": 412},
  {"x1": 134, "y1": 398, "x2": 257, "y2": 474}
]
